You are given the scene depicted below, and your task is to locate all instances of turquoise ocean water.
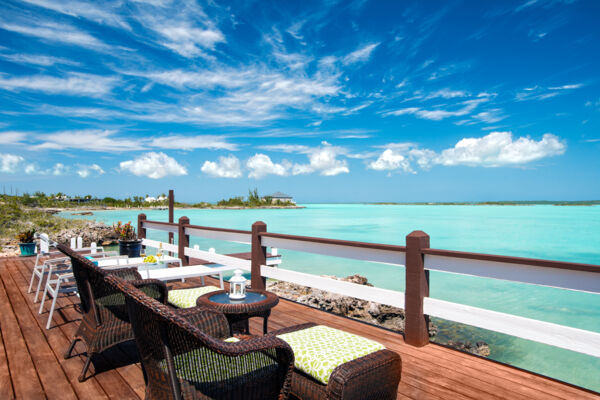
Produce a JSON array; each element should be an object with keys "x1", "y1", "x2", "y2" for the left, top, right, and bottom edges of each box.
[{"x1": 60, "y1": 204, "x2": 600, "y2": 391}]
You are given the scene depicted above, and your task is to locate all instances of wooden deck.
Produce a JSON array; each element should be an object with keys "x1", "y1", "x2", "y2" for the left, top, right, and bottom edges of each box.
[{"x1": 0, "y1": 256, "x2": 597, "y2": 400}]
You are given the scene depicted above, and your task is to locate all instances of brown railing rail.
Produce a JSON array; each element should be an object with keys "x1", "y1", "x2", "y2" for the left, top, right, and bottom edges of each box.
[
  {"x1": 422, "y1": 248, "x2": 600, "y2": 274},
  {"x1": 259, "y1": 231, "x2": 407, "y2": 253}
]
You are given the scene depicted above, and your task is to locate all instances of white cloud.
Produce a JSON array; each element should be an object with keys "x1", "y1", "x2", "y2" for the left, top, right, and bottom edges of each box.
[
  {"x1": 131, "y1": 1, "x2": 225, "y2": 58},
  {"x1": 77, "y1": 164, "x2": 105, "y2": 178},
  {"x1": 548, "y1": 84, "x2": 583, "y2": 90},
  {"x1": 368, "y1": 149, "x2": 414, "y2": 173},
  {"x1": 0, "y1": 73, "x2": 117, "y2": 97},
  {"x1": 149, "y1": 135, "x2": 238, "y2": 151},
  {"x1": 0, "y1": 131, "x2": 27, "y2": 145},
  {"x1": 516, "y1": 83, "x2": 583, "y2": 101},
  {"x1": 24, "y1": 163, "x2": 40, "y2": 175},
  {"x1": 424, "y1": 88, "x2": 469, "y2": 100},
  {"x1": 247, "y1": 154, "x2": 290, "y2": 179},
  {"x1": 52, "y1": 163, "x2": 68, "y2": 176},
  {"x1": 0, "y1": 154, "x2": 24, "y2": 173},
  {"x1": 34, "y1": 130, "x2": 144, "y2": 152},
  {"x1": 472, "y1": 109, "x2": 506, "y2": 123},
  {"x1": 292, "y1": 143, "x2": 349, "y2": 176},
  {"x1": 120, "y1": 152, "x2": 187, "y2": 179},
  {"x1": 368, "y1": 131, "x2": 566, "y2": 174},
  {"x1": 385, "y1": 98, "x2": 487, "y2": 121},
  {"x1": 258, "y1": 144, "x2": 311, "y2": 153},
  {"x1": 0, "y1": 53, "x2": 80, "y2": 67},
  {"x1": 20, "y1": 0, "x2": 130, "y2": 30},
  {"x1": 201, "y1": 155, "x2": 242, "y2": 178},
  {"x1": 342, "y1": 43, "x2": 379, "y2": 65},
  {"x1": 436, "y1": 131, "x2": 566, "y2": 167},
  {"x1": 0, "y1": 21, "x2": 109, "y2": 50}
]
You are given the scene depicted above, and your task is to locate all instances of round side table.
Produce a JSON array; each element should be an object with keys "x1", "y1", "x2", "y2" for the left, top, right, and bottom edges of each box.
[{"x1": 197, "y1": 289, "x2": 279, "y2": 335}]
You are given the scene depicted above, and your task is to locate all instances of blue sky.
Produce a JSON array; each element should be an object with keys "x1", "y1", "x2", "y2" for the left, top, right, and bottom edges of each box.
[{"x1": 0, "y1": 0, "x2": 599, "y2": 202}]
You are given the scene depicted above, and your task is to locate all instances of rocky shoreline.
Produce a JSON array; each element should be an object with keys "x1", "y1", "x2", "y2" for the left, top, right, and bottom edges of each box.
[
  {"x1": 267, "y1": 274, "x2": 490, "y2": 357},
  {"x1": 1, "y1": 219, "x2": 119, "y2": 257}
]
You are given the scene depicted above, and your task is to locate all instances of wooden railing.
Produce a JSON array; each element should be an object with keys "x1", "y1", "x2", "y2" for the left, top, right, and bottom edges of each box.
[{"x1": 137, "y1": 214, "x2": 600, "y2": 358}]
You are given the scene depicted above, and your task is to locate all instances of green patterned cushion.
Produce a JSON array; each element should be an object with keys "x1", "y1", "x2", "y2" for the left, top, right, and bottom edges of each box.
[
  {"x1": 277, "y1": 325, "x2": 385, "y2": 384},
  {"x1": 160, "y1": 339, "x2": 276, "y2": 384},
  {"x1": 168, "y1": 286, "x2": 220, "y2": 308}
]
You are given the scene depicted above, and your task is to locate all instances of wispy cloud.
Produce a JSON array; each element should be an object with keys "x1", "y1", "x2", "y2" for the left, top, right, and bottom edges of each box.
[
  {"x1": 148, "y1": 135, "x2": 238, "y2": 151},
  {"x1": 0, "y1": 73, "x2": 117, "y2": 97},
  {"x1": 0, "y1": 131, "x2": 27, "y2": 145},
  {"x1": 342, "y1": 42, "x2": 380, "y2": 65},
  {"x1": 0, "y1": 53, "x2": 80, "y2": 67},
  {"x1": 20, "y1": 0, "x2": 130, "y2": 30},
  {"x1": 0, "y1": 20, "x2": 109, "y2": 51},
  {"x1": 385, "y1": 98, "x2": 488, "y2": 121},
  {"x1": 516, "y1": 83, "x2": 584, "y2": 101},
  {"x1": 33, "y1": 130, "x2": 144, "y2": 152},
  {"x1": 131, "y1": 0, "x2": 225, "y2": 58}
]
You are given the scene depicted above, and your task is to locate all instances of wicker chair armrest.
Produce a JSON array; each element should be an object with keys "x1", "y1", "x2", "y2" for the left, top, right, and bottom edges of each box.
[
  {"x1": 106, "y1": 267, "x2": 143, "y2": 281},
  {"x1": 326, "y1": 349, "x2": 401, "y2": 400},
  {"x1": 172, "y1": 307, "x2": 230, "y2": 339},
  {"x1": 129, "y1": 279, "x2": 168, "y2": 304}
]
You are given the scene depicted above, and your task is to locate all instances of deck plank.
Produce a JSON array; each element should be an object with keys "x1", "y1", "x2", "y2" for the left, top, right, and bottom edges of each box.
[
  {"x1": 1, "y1": 260, "x2": 78, "y2": 400},
  {"x1": 1, "y1": 257, "x2": 598, "y2": 400},
  {"x1": 0, "y1": 306, "x2": 15, "y2": 399},
  {"x1": 0, "y1": 260, "x2": 46, "y2": 399},
  {"x1": 23, "y1": 262, "x2": 142, "y2": 400},
  {"x1": 10, "y1": 258, "x2": 111, "y2": 399}
]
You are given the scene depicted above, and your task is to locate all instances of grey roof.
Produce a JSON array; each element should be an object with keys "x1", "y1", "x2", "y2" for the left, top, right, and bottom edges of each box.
[{"x1": 270, "y1": 192, "x2": 292, "y2": 198}]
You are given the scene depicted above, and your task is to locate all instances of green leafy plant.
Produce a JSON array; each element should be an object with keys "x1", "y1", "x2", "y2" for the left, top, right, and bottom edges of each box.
[
  {"x1": 17, "y1": 229, "x2": 36, "y2": 243},
  {"x1": 113, "y1": 221, "x2": 137, "y2": 241}
]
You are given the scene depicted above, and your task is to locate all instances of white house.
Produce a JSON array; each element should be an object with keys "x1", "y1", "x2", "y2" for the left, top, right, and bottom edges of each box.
[
  {"x1": 144, "y1": 195, "x2": 167, "y2": 203},
  {"x1": 268, "y1": 192, "x2": 295, "y2": 204}
]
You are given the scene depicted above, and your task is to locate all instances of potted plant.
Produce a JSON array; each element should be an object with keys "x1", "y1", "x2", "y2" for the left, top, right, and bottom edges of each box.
[
  {"x1": 114, "y1": 221, "x2": 142, "y2": 257},
  {"x1": 17, "y1": 229, "x2": 36, "y2": 257}
]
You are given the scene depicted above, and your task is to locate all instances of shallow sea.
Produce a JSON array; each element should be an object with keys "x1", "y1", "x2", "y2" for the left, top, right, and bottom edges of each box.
[{"x1": 60, "y1": 204, "x2": 600, "y2": 391}]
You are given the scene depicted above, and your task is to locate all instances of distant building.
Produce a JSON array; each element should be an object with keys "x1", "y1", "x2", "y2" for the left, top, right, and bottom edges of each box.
[
  {"x1": 145, "y1": 195, "x2": 167, "y2": 203},
  {"x1": 268, "y1": 192, "x2": 295, "y2": 204}
]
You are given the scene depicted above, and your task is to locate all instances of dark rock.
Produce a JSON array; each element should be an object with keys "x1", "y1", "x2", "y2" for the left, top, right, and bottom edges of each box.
[{"x1": 267, "y1": 274, "x2": 489, "y2": 357}]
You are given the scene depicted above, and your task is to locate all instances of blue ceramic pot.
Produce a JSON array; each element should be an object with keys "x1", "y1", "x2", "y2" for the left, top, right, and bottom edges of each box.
[
  {"x1": 119, "y1": 239, "x2": 142, "y2": 257},
  {"x1": 19, "y1": 242, "x2": 36, "y2": 257}
]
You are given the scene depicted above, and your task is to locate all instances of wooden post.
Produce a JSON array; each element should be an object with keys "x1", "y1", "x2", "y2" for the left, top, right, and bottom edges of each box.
[
  {"x1": 404, "y1": 230, "x2": 430, "y2": 347},
  {"x1": 168, "y1": 190, "x2": 174, "y2": 255},
  {"x1": 178, "y1": 216, "x2": 190, "y2": 266},
  {"x1": 137, "y1": 213, "x2": 146, "y2": 240},
  {"x1": 251, "y1": 221, "x2": 267, "y2": 290}
]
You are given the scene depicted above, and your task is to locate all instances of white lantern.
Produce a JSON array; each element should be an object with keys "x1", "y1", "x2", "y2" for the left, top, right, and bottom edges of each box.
[{"x1": 229, "y1": 269, "x2": 247, "y2": 300}]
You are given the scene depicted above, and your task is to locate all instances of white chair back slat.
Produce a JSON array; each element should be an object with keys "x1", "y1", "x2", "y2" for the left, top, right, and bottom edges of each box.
[
  {"x1": 91, "y1": 242, "x2": 97, "y2": 254},
  {"x1": 70, "y1": 237, "x2": 76, "y2": 248},
  {"x1": 40, "y1": 234, "x2": 49, "y2": 254},
  {"x1": 77, "y1": 236, "x2": 83, "y2": 249}
]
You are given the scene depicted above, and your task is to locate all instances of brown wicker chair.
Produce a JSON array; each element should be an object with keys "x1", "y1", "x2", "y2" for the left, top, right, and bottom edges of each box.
[
  {"x1": 269, "y1": 323, "x2": 402, "y2": 400},
  {"x1": 105, "y1": 274, "x2": 296, "y2": 400},
  {"x1": 57, "y1": 244, "x2": 168, "y2": 382}
]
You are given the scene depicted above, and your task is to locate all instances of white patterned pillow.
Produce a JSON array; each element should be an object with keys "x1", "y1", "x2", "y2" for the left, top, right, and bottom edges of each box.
[
  {"x1": 277, "y1": 325, "x2": 385, "y2": 384},
  {"x1": 168, "y1": 286, "x2": 220, "y2": 308}
]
